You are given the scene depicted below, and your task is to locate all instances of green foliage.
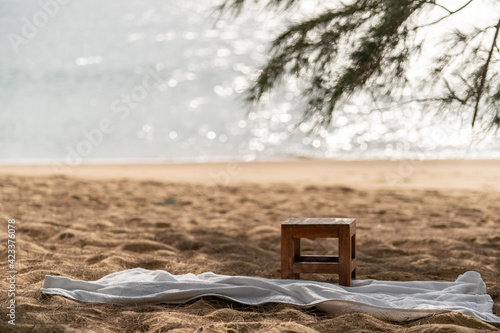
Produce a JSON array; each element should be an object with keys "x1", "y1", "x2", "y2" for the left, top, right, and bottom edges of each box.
[{"x1": 217, "y1": 0, "x2": 500, "y2": 130}]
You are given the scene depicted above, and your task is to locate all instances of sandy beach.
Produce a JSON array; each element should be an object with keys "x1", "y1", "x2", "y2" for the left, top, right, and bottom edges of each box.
[{"x1": 0, "y1": 159, "x2": 499, "y2": 332}]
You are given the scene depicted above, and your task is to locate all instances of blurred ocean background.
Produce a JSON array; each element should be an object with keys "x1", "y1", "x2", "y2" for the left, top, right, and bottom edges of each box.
[{"x1": 1, "y1": 0, "x2": 499, "y2": 165}]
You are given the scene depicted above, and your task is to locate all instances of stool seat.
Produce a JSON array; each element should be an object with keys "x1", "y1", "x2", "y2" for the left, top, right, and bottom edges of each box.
[{"x1": 281, "y1": 217, "x2": 356, "y2": 286}]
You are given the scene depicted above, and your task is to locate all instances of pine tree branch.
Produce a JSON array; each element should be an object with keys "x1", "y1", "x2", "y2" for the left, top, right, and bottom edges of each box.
[
  {"x1": 444, "y1": 79, "x2": 468, "y2": 105},
  {"x1": 425, "y1": 1, "x2": 453, "y2": 14},
  {"x1": 426, "y1": 0, "x2": 474, "y2": 14},
  {"x1": 415, "y1": 0, "x2": 475, "y2": 29},
  {"x1": 216, "y1": 0, "x2": 500, "y2": 130},
  {"x1": 472, "y1": 19, "x2": 500, "y2": 127}
]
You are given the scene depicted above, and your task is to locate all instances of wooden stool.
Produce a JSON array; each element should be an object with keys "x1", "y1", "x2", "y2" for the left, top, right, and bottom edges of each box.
[{"x1": 281, "y1": 218, "x2": 356, "y2": 286}]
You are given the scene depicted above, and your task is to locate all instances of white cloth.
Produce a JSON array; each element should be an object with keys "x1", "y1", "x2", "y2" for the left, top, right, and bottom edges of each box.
[{"x1": 41, "y1": 269, "x2": 500, "y2": 324}]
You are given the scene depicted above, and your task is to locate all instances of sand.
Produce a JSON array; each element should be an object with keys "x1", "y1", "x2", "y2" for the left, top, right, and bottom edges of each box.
[{"x1": 0, "y1": 159, "x2": 499, "y2": 332}]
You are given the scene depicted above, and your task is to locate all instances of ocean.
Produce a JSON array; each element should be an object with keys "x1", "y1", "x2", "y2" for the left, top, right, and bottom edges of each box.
[{"x1": 1, "y1": 0, "x2": 499, "y2": 165}]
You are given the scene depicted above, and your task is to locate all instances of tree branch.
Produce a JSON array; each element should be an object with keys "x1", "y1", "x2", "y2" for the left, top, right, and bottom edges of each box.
[
  {"x1": 415, "y1": 0, "x2": 475, "y2": 29},
  {"x1": 426, "y1": 1, "x2": 452, "y2": 14},
  {"x1": 472, "y1": 19, "x2": 500, "y2": 127}
]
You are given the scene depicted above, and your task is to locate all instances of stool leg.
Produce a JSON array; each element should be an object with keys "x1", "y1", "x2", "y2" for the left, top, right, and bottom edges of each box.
[
  {"x1": 338, "y1": 226, "x2": 352, "y2": 287},
  {"x1": 351, "y1": 234, "x2": 356, "y2": 280},
  {"x1": 293, "y1": 238, "x2": 300, "y2": 279},
  {"x1": 281, "y1": 226, "x2": 294, "y2": 279}
]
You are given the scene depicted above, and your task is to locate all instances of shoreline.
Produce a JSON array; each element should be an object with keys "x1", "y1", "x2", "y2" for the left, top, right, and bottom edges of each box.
[{"x1": 0, "y1": 159, "x2": 499, "y2": 191}]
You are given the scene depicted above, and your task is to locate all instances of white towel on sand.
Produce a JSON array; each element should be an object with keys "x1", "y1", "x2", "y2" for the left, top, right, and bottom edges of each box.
[{"x1": 42, "y1": 268, "x2": 500, "y2": 324}]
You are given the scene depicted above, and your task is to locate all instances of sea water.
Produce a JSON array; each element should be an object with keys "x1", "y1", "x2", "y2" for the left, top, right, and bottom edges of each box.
[{"x1": 1, "y1": 0, "x2": 499, "y2": 165}]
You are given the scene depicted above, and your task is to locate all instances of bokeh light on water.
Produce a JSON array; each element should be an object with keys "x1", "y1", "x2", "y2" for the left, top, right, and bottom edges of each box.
[{"x1": 0, "y1": 0, "x2": 499, "y2": 164}]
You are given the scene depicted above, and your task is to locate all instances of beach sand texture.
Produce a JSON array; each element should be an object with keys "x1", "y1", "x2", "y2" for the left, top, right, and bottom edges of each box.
[{"x1": 0, "y1": 160, "x2": 499, "y2": 332}]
